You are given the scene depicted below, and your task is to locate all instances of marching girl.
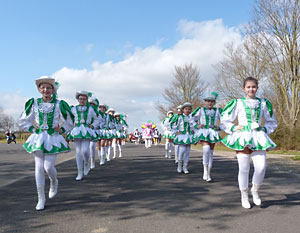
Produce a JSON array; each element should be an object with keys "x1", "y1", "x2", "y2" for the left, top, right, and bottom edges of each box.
[
  {"x1": 96, "y1": 103, "x2": 108, "y2": 165},
  {"x1": 113, "y1": 113, "x2": 128, "y2": 158},
  {"x1": 153, "y1": 128, "x2": 160, "y2": 145},
  {"x1": 19, "y1": 76, "x2": 74, "y2": 210},
  {"x1": 193, "y1": 92, "x2": 222, "y2": 182},
  {"x1": 171, "y1": 103, "x2": 198, "y2": 174},
  {"x1": 142, "y1": 122, "x2": 154, "y2": 148},
  {"x1": 89, "y1": 97, "x2": 100, "y2": 169},
  {"x1": 69, "y1": 91, "x2": 99, "y2": 181},
  {"x1": 169, "y1": 105, "x2": 183, "y2": 163},
  {"x1": 162, "y1": 111, "x2": 175, "y2": 158},
  {"x1": 220, "y1": 77, "x2": 277, "y2": 209},
  {"x1": 133, "y1": 128, "x2": 140, "y2": 144},
  {"x1": 106, "y1": 108, "x2": 117, "y2": 161}
]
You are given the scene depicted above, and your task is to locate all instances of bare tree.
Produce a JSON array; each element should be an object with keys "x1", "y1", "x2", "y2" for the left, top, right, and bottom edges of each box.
[
  {"x1": 0, "y1": 107, "x2": 16, "y2": 132},
  {"x1": 215, "y1": 0, "x2": 300, "y2": 134},
  {"x1": 157, "y1": 63, "x2": 207, "y2": 119}
]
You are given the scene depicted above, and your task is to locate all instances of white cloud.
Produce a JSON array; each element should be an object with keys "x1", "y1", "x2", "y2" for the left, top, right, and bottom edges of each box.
[{"x1": 3, "y1": 19, "x2": 242, "y2": 132}]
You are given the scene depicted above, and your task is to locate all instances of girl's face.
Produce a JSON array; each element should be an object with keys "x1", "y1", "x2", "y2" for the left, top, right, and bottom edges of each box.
[
  {"x1": 177, "y1": 108, "x2": 182, "y2": 115},
  {"x1": 108, "y1": 111, "x2": 115, "y2": 116},
  {"x1": 38, "y1": 83, "x2": 54, "y2": 98},
  {"x1": 205, "y1": 100, "x2": 215, "y2": 108},
  {"x1": 116, "y1": 115, "x2": 120, "y2": 120},
  {"x1": 243, "y1": 80, "x2": 258, "y2": 99},
  {"x1": 78, "y1": 95, "x2": 88, "y2": 105},
  {"x1": 183, "y1": 106, "x2": 192, "y2": 115},
  {"x1": 99, "y1": 106, "x2": 106, "y2": 113},
  {"x1": 168, "y1": 113, "x2": 173, "y2": 118}
]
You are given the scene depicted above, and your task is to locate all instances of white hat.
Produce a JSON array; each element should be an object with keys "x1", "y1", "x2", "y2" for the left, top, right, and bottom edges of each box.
[
  {"x1": 204, "y1": 91, "x2": 218, "y2": 101},
  {"x1": 177, "y1": 105, "x2": 182, "y2": 109},
  {"x1": 35, "y1": 76, "x2": 56, "y2": 90},
  {"x1": 181, "y1": 102, "x2": 193, "y2": 110},
  {"x1": 114, "y1": 112, "x2": 121, "y2": 116},
  {"x1": 89, "y1": 97, "x2": 99, "y2": 106},
  {"x1": 98, "y1": 103, "x2": 107, "y2": 108},
  {"x1": 76, "y1": 91, "x2": 90, "y2": 100},
  {"x1": 107, "y1": 108, "x2": 115, "y2": 113},
  {"x1": 167, "y1": 111, "x2": 174, "y2": 116}
]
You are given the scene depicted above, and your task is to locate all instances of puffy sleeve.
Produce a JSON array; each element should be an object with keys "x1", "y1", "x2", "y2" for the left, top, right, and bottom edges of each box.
[
  {"x1": 19, "y1": 98, "x2": 35, "y2": 133},
  {"x1": 192, "y1": 107, "x2": 201, "y2": 122},
  {"x1": 162, "y1": 118, "x2": 170, "y2": 131},
  {"x1": 59, "y1": 100, "x2": 74, "y2": 134},
  {"x1": 220, "y1": 99, "x2": 238, "y2": 134},
  {"x1": 261, "y1": 99, "x2": 277, "y2": 134}
]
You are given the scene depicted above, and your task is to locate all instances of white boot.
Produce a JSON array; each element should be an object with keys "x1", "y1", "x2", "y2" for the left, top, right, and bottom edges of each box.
[
  {"x1": 207, "y1": 166, "x2": 212, "y2": 182},
  {"x1": 90, "y1": 157, "x2": 95, "y2": 169},
  {"x1": 119, "y1": 152, "x2": 122, "y2": 158},
  {"x1": 183, "y1": 162, "x2": 189, "y2": 174},
  {"x1": 251, "y1": 184, "x2": 262, "y2": 206},
  {"x1": 84, "y1": 162, "x2": 90, "y2": 176},
  {"x1": 175, "y1": 154, "x2": 178, "y2": 164},
  {"x1": 177, "y1": 160, "x2": 183, "y2": 173},
  {"x1": 76, "y1": 168, "x2": 83, "y2": 181},
  {"x1": 203, "y1": 164, "x2": 208, "y2": 181},
  {"x1": 168, "y1": 150, "x2": 171, "y2": 159},
  {"x1": 49, "y1": 178, "x2": 58, "y2": 199},
  {"x1": 36, "y1": 185, "x2": 46, "y2": 211},
  {"x1": 165, "y1": 150, "x2": 168, "y2": 158},
  {"x1": 241, "y1": 189, "x2": 251, "y2": 209}
]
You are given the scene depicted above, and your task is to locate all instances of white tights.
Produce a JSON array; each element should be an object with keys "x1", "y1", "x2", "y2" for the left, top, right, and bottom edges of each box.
[
  {"x1": 34, "y1": 151, "x2": 57, "y2": 186},
  {"x1": 237, "y1": 150, "x2": 266, "y2": 190},
  {"x1": 202, "y1": 145, "x2": 213, "y2": 167},
  {"x1": 74, "y1": 139, "x2": 90, "y2": 171},
  {"x1": 90, "y1": 141, "x2": 96, "y2": 159},
  {"x1": 178, "y1": 144, "x2": 191, "y2": 163}
]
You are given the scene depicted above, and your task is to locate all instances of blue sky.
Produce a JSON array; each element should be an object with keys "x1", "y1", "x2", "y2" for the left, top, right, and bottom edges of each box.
[{"x1": 0, "y1": 0, "x2": 253, "y2": 131}]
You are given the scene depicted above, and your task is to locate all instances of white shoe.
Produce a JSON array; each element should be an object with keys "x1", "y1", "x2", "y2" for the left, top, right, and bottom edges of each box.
[
  {"x1": 90, "y1": 157, "x2": 95, "y2": 169},
  {"x1": 49, "y1": 178, "x2": 58, "y2": 199},
  {"x1": 113, "y1": 155, "x2": 116, "y2": 159},
  {"x1": 36, "y1": 185, "x2": 46, "y2": 211},
  {"x1": 119, "y1": 153, "x2": 122, "y2": 158},
  {"x1": 84, "y1": 162, "x2": 90, "y2": 176},
  {"x1": 251, "y1": 184, "x2": 262, "y2": 206},
  {"x1": 203, "y1": 164, "x2": 208, "y2": 181},
  {"x1": 76, "y1": 172, "x2": 83, "y2": 181},
  {"x1": 241, "y1": 189, "x2": 251, "y2": 209},
  {"x1": 183, "y1": 163, "x2": 189, "y2": 174},
  {"x1": 177, "y1": 161, "x2": 183, "y2": 173},
  {"x1": 206, "y1": 166, "x2": 212, "y2": 182}
]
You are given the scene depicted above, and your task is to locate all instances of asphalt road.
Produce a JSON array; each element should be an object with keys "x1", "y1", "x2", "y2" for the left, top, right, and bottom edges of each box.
[{"x1": 0, "y1": 143, "x2": 300, "y2": 233}]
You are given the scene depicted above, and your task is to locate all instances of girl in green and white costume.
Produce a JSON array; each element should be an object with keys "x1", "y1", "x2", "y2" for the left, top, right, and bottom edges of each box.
[
  {"x1": 193, "y1": 92, "x2": 222, "y2": 182},
  {"x1": 19, "y1": 76, "x2": 74, "y2": 211},
  {"x1": 89, "y1": 97, "x2": 100, "y2": 169},
  {"x1": 171, "y1": 102, "x2": 198, "y2": 174},
  {"x1": 105, "y1": 108, "x2": 117, "y2": 161},
  {"x1": 220, "y1": 77, "x2": 277, "y2": 209},
  {"x1": 97, "y1": 103, "x2": 108, "y2": 165},
  {"x1": 113, "y1": 113, "x2": 128, "y2": 158},
  {"x1": 69, "y1": 91, "x2": 99, "y2": 181},
  {"x1": 162, "y1": 111, "x2": 176, "y2": 158}
]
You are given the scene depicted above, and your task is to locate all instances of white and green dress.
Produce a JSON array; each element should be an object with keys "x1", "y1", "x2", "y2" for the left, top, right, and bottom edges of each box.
[
  {"x1": 171, "y1": 114, "x2": 198, "y2": 145},
  {"x1": 220, "y1": 98, "x2": 277, "y2": 151},
  {"x1": 69, "y1": 104, "x2": 99, "y2": 141},
  {"x1": 19, "y1": 97, "x2": 74, "y2": 154},
  {"x1": 115, "y1": 118, "x2": 128, "y2": 139},
  {"x1": 193, "y1": 107, "x2": 223, "y2": 143},
  {"x1": 162, "y1": 116, "x2": 176, "y2": 139}
]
